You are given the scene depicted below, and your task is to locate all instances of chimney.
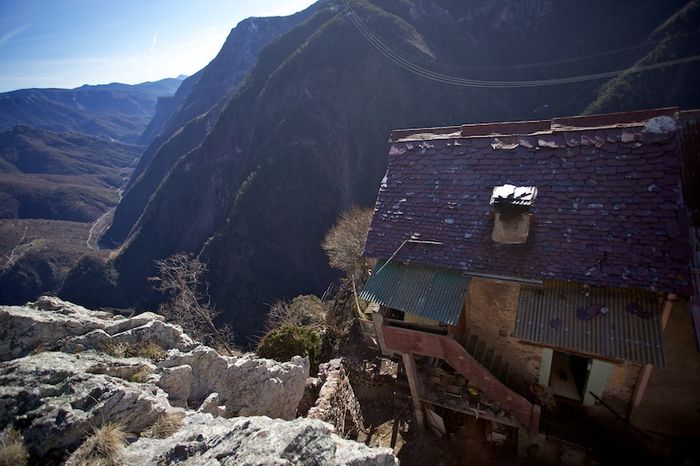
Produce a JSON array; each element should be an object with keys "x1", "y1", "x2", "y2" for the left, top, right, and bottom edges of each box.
[{"x1": 490, "y1": 184, "x2": 537, "y2": 244}]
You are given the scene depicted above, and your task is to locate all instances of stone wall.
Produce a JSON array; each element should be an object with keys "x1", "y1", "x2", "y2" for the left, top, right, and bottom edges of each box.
[
  {"x1": 464, "y1": 278, "x2": 542, "y2": 386},
  {"x1": 604, "y1": 361, "x2": 642, "y2": 412},
  {"x1": 307, "y1": 358, "x2": 363, "y2": 438}
]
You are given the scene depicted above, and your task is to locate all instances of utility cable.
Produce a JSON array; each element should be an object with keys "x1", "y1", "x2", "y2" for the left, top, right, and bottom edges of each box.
[{"x1": 344, "y1": 0, "x2": 700, "y2": 88}]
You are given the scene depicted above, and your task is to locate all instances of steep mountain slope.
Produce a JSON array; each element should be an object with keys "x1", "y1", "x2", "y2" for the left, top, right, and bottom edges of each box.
[
  {"x1": 64, "y1": 0, "x2": 695, "y2": 341},
  {"x1": 102, "y1": 4, "x2": 324, "y2": 247},
  {"x1": 586, "y1": 0, "x2": 700, "y2": 113},
  {"x1": 0, "y1": 77, "x2": 183, "y2": 143},
  {"x1": 0, "y1": 125, "x2": 139, "y2": 221},
  {"x1": 0, "y1": 219, "x2": 93, "y2": 304}
]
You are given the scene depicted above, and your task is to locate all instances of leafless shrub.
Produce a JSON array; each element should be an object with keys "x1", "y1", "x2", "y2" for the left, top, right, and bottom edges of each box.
[
  {"x1": 149, "y1": 254, "x2": 234, "y2": 355},
  {"x1": 0, "y1": 428, "x2": 28, "y2": 466},
  {"x1": 321, "y1": 207, "x2": 374, "y2": 281},
  {"x1": 265, "y1": 295, "x2": 328, "y2": 332},
  {"x1": 65, "y1": 423, "x2": 125, "y2": 466}
]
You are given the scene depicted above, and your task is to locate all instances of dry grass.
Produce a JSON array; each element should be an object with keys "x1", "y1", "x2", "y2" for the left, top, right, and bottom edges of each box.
[
  {"x1": 101, "y1": 341, "x2": 128, "y2": 358},
  {"x1": 101, "y1": 341, "x2": 166, "y2": 362},
  {"x1": 141, "y1": 412, "x2": 184, "y2": 439},
  {"x1": 65, "y1": 423, "x2": 125, "y2": 466},
  {"x1": 0, "y1": 428, "x2": 28, "y2": 466},
  {"x1": 129, "y1": 342, "x2": 166, "y2": 361},
  {"x1": 129, "y1": 366, "x2": 152, "y2": 383}
]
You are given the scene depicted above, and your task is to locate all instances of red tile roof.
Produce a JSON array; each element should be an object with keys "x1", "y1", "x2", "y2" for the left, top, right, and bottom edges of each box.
[{"x1": 363, "y1": 108, "x2": 692, "y2": 295}]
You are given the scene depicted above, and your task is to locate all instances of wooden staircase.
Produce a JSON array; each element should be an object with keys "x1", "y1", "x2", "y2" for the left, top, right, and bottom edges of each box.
[
  {"x1": 462, "y1": 328, "x2": 515, "y2": 390},
  {"x1": 381, "y1": 322, "x2": 540, "y2": 431},
  {"x1": 691, "y1": 227, "x2": 700, "y2": 350}
]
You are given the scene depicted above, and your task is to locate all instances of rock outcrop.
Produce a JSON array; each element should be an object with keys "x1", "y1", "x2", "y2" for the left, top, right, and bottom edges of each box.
[
  {"x1": 307, "y1": 358, "x2": 364, "y2": 438},
  {"x1": 0, "y1": 297, "x2": 396, "y2": 464},
  {"x1": 123, "y1": 414, "x2": 397, "y2": 465},
  {"x1": 0, "y1": 350, "x2": 172, "y2": 460}
]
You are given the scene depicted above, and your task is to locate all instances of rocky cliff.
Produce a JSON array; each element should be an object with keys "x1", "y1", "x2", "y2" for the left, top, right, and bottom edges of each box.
[
  {"x1": 0, "y1": 296, "x2": 396, "y2": 465},
  {"x1": 103, "y1": 3, "x2": 325, "y2": 247}
]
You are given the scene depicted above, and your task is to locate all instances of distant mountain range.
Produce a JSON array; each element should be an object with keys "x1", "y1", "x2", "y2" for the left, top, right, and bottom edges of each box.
[
  {"x1": 0, "y1": 125, "x2": 140, "y2": 222},
  {"x1": 0, "y1": 77, "x2": 184, "y2": 144},
  {"x1": 2, "y1": 0, "x2": 697, "y2": 344}
]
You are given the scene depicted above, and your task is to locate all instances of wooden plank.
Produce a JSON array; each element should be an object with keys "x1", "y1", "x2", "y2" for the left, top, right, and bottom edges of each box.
[
  {"x1": 466, "y1": 334, "x2": 479, "y2": 353},
  {"x1": 421, "y1": 395, "x2": 520, "y2": 429},
  {"x1": 474, "y1": 341, "x2": 486, "y2": 362},
  {"x1": 426, "y1": 408, "x2": 446, "y2": 435},
  {"x1": 491, "y1": 355, "x2": 502, "y2": 377},
  {"x1": 483, "y1": 348, "x2": 495, "y2": 370},
  {"x1": 402, "y1": 353, "x2": 425, "y2": 430},
  {"x1": 630, "y1": 293, "x2": 675, "y2": 414},
  {"x1": 372, "y1": 310, "x2": 392, "y2": 356}
]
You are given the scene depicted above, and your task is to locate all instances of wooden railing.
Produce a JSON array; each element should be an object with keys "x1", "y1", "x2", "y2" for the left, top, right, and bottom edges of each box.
[{"x1": 382, "y1": 322, "x2": 540, "y2": 431}]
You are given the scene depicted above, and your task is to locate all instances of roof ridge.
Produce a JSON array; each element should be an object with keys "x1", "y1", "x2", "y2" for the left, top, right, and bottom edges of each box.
[{"x1": 390, "y1": 107, "x2": 682, "y2": 143}]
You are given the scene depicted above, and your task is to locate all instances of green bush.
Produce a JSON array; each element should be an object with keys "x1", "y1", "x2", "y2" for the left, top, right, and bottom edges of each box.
[{"x1": 256, "y1": 324, "x2": 321, "y2": 363}]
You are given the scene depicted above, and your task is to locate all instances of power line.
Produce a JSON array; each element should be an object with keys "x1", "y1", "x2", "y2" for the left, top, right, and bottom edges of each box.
[
  {"x1": 344, "y1": 0, "x2": 700, "y2": 88},
  {"x1": 386, "y1": 29, "x2": 700, "y2": 72}
]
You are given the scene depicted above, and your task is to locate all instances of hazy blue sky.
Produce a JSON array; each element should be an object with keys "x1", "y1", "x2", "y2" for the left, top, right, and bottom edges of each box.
[{"x1": 0, "y1": 0, "x2": 317, "y2": 92}]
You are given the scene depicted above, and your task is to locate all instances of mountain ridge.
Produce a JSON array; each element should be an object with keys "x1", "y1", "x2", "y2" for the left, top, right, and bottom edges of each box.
[{"x1": 0, "y1": 77, "x2": 184, "y2": 144}]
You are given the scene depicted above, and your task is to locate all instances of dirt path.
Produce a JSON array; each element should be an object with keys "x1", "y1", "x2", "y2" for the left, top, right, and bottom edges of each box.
[{"x1": 86, "y1": 187, "x2": 122, "y2": 250}]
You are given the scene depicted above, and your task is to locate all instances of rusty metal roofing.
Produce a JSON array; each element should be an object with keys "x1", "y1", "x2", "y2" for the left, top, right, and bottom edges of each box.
[
  {"x1": 364, "y1": 107, "x2": 692, "y2": 295},
  {"x1": 359, "y1": 260, "x2": 470, "y2": 325},
  {"x1": 514, "y1": 280, "x2": 666, "y2": 366}
]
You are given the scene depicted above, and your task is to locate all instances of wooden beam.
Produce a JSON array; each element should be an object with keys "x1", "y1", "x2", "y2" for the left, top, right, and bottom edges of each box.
[
  {"x1": 630, "y1": 293, "x2": 676, "y2": 415},
  {"x1": 371, "y1": 308, "x2": 393, "y2": 357},
  {"x1": 420, "y1": 396, "x2": 520, "y2": 429},
  {"x1": 402, "y1": 352, "x2": 425, "y2": 430}
]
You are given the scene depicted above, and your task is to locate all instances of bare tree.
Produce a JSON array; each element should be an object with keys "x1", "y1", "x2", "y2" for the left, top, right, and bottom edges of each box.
[
  {"x1": 149, "y1": 253, "x2": 234, "y2": 355},
  {"x1": 321, "y1": 207, "x2": 374, "y2": 282}
]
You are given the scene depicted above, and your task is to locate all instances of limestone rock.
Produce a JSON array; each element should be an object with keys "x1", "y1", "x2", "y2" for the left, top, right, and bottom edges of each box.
[
  {"x1": 157, "y1": 365, "x2": 193, "y2": 408},
  {"x1": 0, "y1": 297, "x2": 117, "y2": 360},
  {"x1": 0, "y1": 299, "x2": 397, "y2": 465},
  {"x1": 197, "y1": 392, "x2": 226, "y2": 417},
  {"x1": 123, "y1": 414, "x2": 398, "y2": 465},
  {"x1": 161, "y1": 346, "x2": 309, "y2": 419},
  {"x1": 0, "y1": 296, "x2": 196, "y2": 361},
  {"x1": 308, "y1": 358, "x2": 364, "y2": 437},
  {"x1": 0, "y1": 351, "x2": 173, "y2": 461}
]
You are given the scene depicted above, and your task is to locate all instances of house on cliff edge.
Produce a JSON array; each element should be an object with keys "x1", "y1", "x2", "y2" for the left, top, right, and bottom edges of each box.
[{"x1": 359, "y1": 107, "x2": 700, "y2": 438}]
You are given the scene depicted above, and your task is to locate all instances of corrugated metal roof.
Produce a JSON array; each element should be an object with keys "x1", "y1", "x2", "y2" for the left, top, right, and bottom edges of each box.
[
  {"x1": 359, "y1": 260, "x2": 470, "y2": 325},
  {"x1": 514, "y1": 281, "x2": 666, "y2": 366}
]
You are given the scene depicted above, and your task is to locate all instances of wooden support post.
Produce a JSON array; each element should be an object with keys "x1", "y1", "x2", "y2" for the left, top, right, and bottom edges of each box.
[
  {"x1": 371, "y1": 307, "x2": 393, "y2": 356},
  {"x1": 529, "y1": 404, "x2": 541, "y2": 432},
  {"x1": 402, "y1": 352, "x2": 425, "y2": 430},
  {"x1": 630, "y1": 293, "x2": 676, "y2": 416}
]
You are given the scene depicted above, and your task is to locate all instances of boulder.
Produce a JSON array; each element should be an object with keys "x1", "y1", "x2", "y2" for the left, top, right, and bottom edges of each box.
[
  {"x1": 0, "y1": 351, "x2": 173, "y2": 461},
  {"x1": 123, "y1": 414, "x2": 398, "y2": 465},
  {"x1": 161, "y1": 346, "x2": 309, "y2": 419}
]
